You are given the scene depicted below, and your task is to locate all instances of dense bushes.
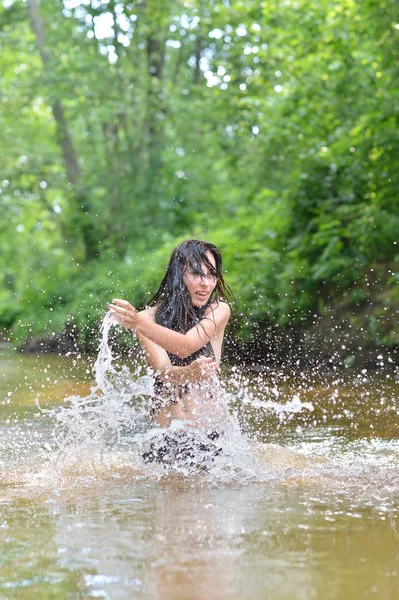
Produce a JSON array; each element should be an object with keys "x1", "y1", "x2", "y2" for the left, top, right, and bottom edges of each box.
[{"x1": 1, "y1": 0, "x2": 398, "y2": 354}]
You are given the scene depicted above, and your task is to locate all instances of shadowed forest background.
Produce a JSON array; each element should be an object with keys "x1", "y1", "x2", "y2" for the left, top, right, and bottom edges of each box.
[{"x1": 1, "y1": 0, "x2": 398, "y2": 368}]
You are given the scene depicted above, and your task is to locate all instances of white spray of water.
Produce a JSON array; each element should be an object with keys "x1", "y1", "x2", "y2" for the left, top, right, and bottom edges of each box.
[{"x1": 47, "y1": 313, "x2": 315, "y2": 481}]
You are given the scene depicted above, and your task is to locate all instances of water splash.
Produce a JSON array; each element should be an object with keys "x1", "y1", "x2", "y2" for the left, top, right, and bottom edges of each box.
[
  {"x1": 44, "y1": 312, "x2": 318, "y2": 482},
  {"x1": 47, "y1": 314, "x2": 151, "y2": 472},
  {"x1": 2, "y1": 311, "x2": 399, "y2": 498}
]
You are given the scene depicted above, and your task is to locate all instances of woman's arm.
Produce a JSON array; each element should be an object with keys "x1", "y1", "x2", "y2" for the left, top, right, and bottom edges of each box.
[
  {"x1": 110, "y1": 300, "x2": 230, "y2": 359},
  {"x1": 136, "y1": 310, "x2": 219, "y2": 383}
]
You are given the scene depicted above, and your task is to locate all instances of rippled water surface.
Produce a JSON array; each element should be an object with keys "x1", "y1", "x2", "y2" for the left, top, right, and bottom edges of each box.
[{"x1": 1, "y1": 326, "x2": 399, "y2": 599}]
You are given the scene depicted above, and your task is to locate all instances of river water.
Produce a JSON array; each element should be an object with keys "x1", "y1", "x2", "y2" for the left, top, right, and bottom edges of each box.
[{"x1": 1, "y1": 317, "x2": 399, "y2": 599}]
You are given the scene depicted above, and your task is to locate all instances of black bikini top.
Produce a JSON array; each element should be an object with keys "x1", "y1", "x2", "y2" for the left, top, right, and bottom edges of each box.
[
  {"x1": 167, "y1": 342, "x2": 215, "y2": 367},
  {"x1": 155, "y1": 300, "x2": 215, "y2": 367}
]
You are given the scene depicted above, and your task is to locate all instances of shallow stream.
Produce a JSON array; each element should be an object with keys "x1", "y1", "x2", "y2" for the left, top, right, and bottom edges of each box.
[{"x1": 1, "y1": 317, "x2": 399, "y2": 599}]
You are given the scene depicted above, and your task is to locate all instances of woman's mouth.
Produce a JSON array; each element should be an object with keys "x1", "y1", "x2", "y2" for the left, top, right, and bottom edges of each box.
[{"x1": 196, "y1": 291, "x2": 209, "y2": 300}]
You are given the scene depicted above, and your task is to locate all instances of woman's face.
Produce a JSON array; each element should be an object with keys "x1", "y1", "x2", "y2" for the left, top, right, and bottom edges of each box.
[{"x1": 183, "y1": 251, "x2": 218, "y2": 307}]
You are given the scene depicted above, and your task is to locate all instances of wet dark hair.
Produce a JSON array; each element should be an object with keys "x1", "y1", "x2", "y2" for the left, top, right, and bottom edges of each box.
[{"x1": 148, "y1": 239, "x2": 233, "y2": 333}]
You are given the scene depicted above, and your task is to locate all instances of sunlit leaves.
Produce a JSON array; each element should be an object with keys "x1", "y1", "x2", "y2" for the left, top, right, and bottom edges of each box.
[{"x1": 0, "y1": 0, "x2": 398, "y2": 349}]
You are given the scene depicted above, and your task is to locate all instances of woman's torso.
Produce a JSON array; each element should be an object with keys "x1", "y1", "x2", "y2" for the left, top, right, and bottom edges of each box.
[{"x1": 142, "y1": 304, "x2": 225, "y2": 427}]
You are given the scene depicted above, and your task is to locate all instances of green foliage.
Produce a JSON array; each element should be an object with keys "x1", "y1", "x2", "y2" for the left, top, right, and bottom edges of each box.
[{"x1": 1, "y1": 0, "x2": 398, "y2": 350}]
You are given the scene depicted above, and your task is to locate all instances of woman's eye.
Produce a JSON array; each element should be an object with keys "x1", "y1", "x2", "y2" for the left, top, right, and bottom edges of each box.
[{"x1": 186, "y1": 269, "x2": 216, "y2": 281}]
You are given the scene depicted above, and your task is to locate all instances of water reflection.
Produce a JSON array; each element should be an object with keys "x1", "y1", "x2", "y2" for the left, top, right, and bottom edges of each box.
[
  {"x1": 1, "y1": 342, "x2": 399, "y2": 598},
  {"x1": 1, "y1": 479, "x2": 399, "y2": 599}
]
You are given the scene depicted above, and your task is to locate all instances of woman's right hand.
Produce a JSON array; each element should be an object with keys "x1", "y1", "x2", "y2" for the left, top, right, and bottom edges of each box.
[
  {"x1": 108, "y1": 299, "x2": 139, "y2": 330},
  {"x1": 188, "y1": 356, "x2": 219, "y2": 381}
]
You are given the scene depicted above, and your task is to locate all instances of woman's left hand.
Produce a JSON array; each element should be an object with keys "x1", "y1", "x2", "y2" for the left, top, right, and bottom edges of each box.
[{"x1": 108, "y1": 299, "x2": 139, "y2": 330}]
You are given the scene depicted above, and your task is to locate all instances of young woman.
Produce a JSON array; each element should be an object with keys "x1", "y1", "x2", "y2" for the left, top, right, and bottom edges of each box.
[{"x1": 108, "y1": 239, "x2": 232, "y2": 466}]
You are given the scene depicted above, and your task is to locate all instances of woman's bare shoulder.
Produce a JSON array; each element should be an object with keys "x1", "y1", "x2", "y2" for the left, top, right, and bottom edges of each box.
[
  {"x1": 138, "y1": 306, "x2": 157, "y2": 321},
  {"x1": 206, "y1": 301, "x2": 231, "y2": 320}
]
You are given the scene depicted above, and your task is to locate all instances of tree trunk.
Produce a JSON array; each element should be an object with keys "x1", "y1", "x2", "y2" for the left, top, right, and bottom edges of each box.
[
  {"x1": 27, "y1": 0, "x2": 100, "y2": 261},
  {"x1": 194, "y1": 33, "x2": 202, "y2": 85},
  {"x1": 27, "y1": 0, "x2": 81, "y2": 187}
]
